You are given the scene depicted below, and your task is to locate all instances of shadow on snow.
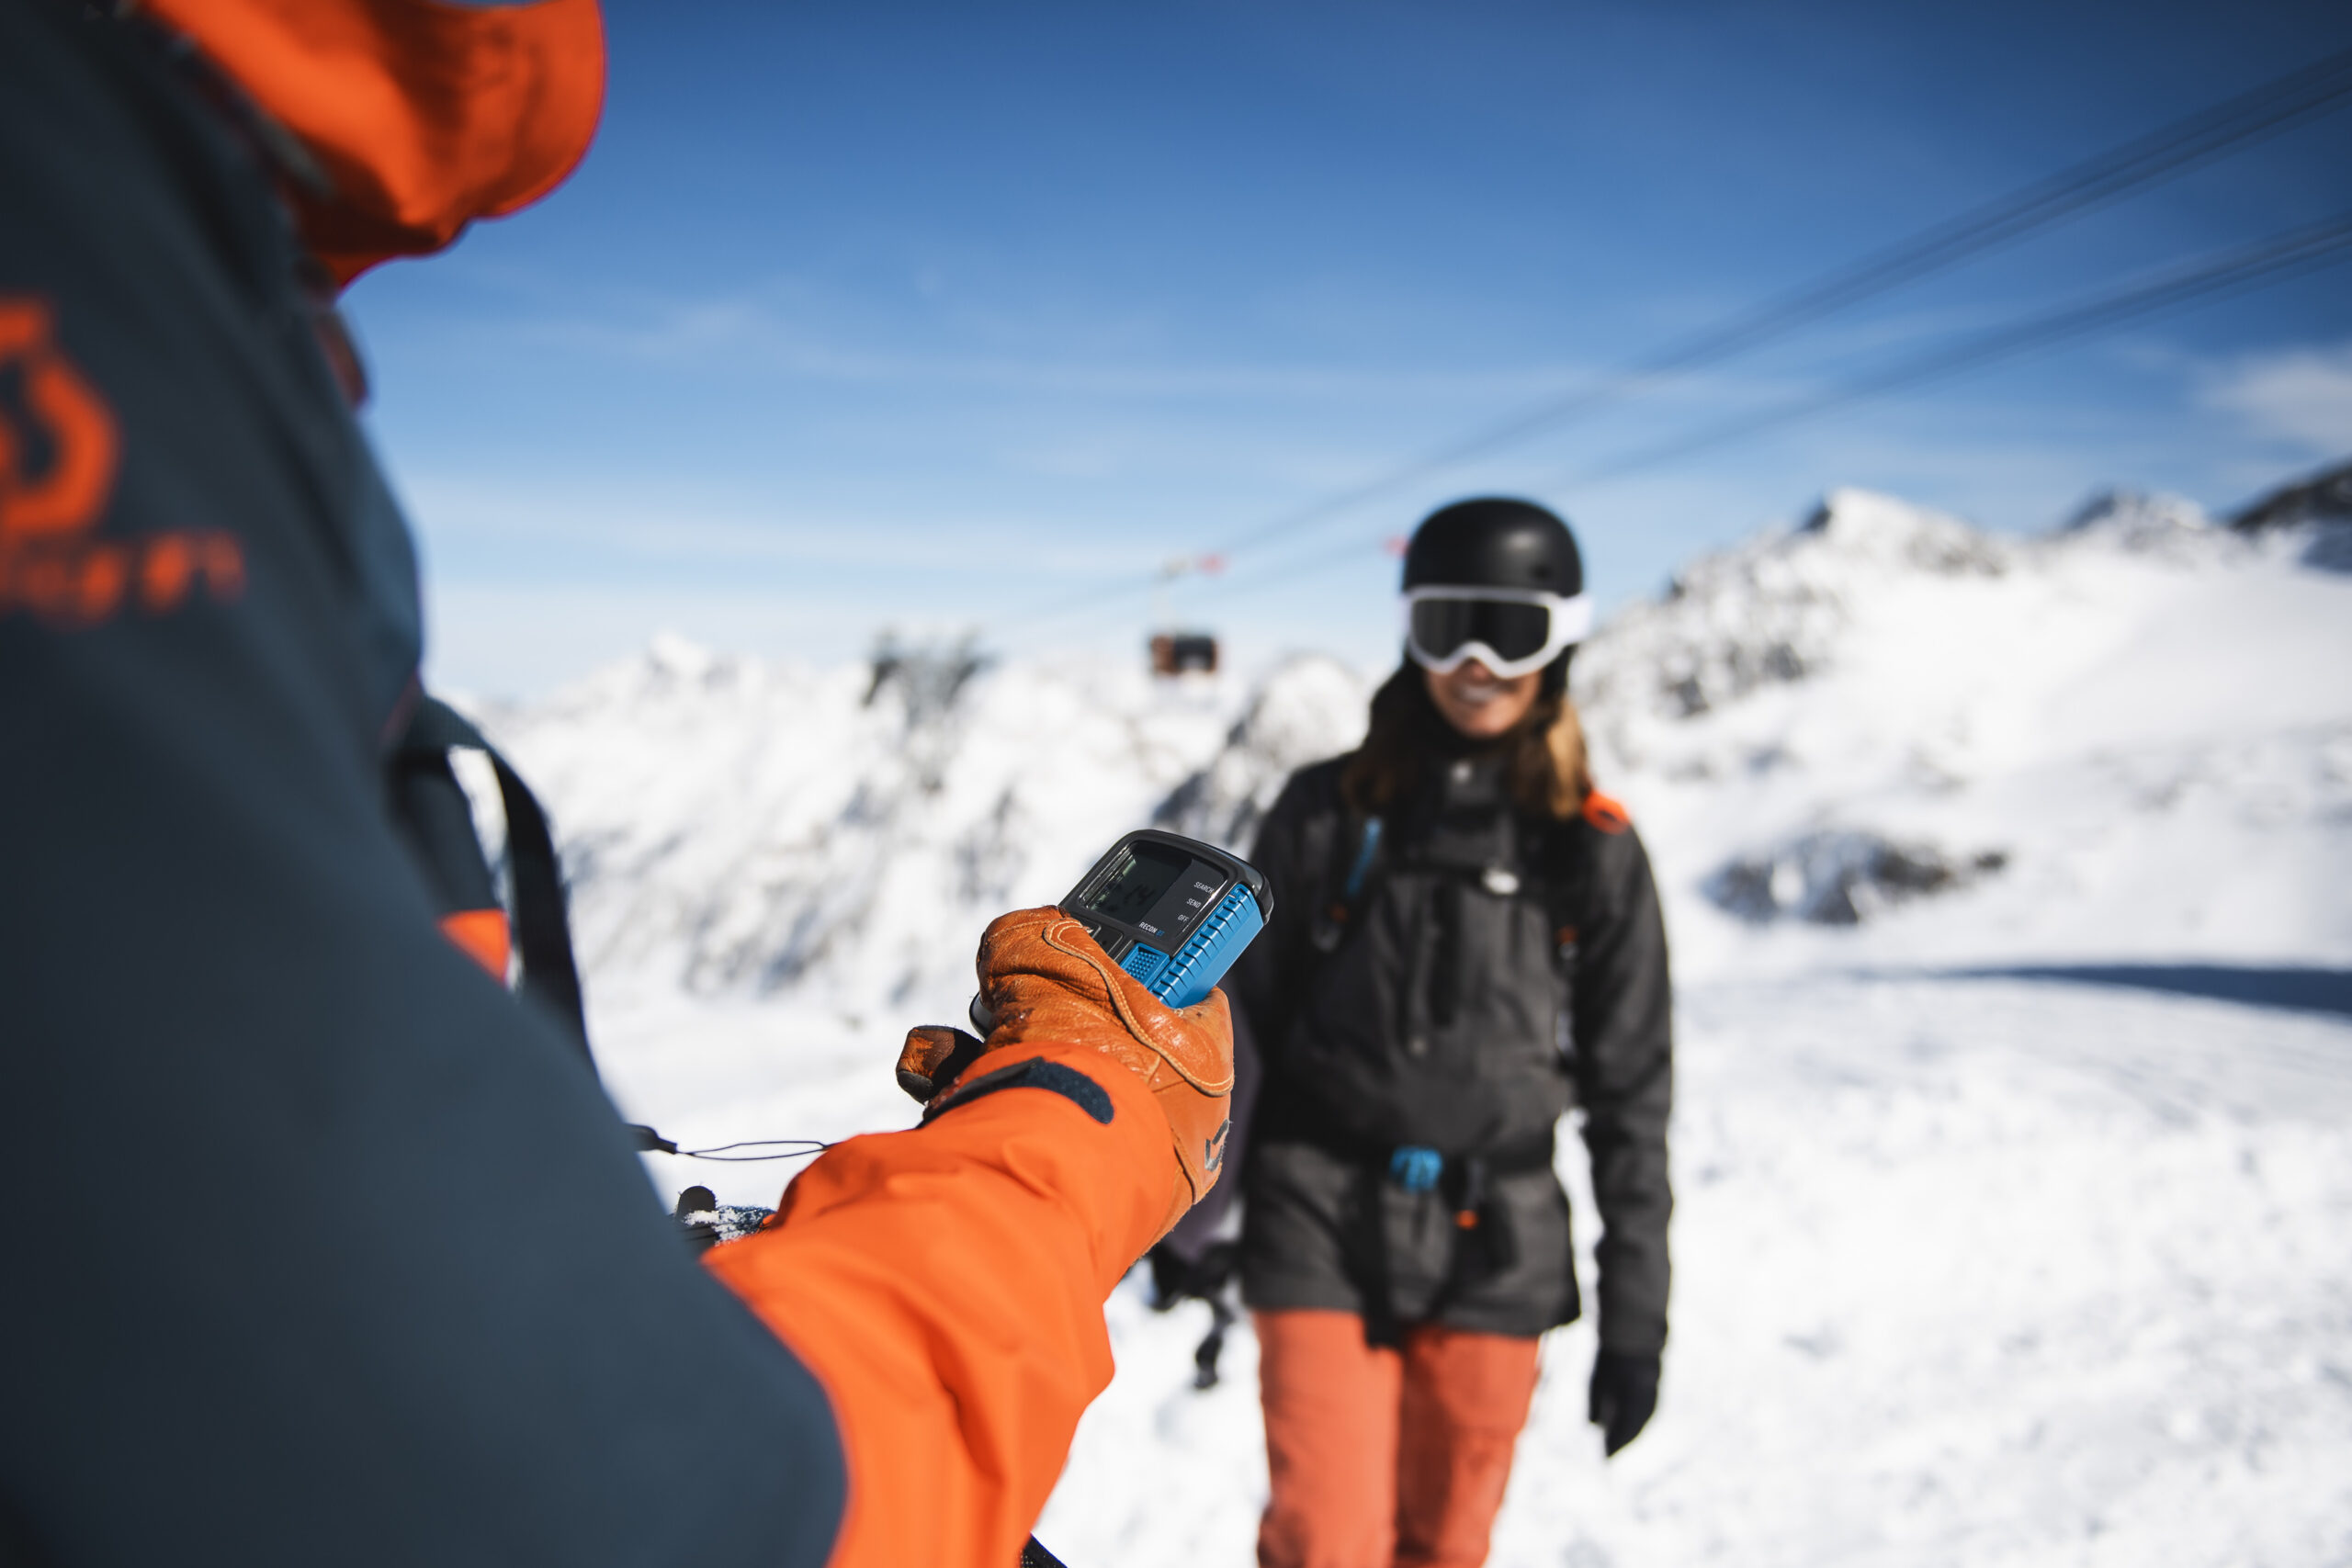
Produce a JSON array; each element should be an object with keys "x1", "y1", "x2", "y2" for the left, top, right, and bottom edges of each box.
[{"x1": 1883, "y1": 964, "x2": 2352, "y2": 1020}]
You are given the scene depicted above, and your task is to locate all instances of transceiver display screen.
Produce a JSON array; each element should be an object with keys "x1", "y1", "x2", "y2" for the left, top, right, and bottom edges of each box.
[{"x1": 1078, "y1": 839, "x2": 1193, "y2": 927}]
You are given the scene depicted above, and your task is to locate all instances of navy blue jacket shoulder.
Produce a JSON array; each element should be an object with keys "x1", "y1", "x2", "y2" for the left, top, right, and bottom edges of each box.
[{"x1": 0, "y1": 5, "x2": 842, "y2": 1562}]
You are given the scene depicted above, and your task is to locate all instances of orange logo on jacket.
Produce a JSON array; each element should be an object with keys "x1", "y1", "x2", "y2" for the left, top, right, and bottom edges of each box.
[{"x1": 0, "y1": 298, "x2": 244, "y2": 625}]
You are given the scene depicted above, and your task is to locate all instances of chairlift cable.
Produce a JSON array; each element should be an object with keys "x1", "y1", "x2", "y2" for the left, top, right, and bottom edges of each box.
[
  {"x1": 1217, "y1": 42, "x2": 2352, "y2": 557},
  {"x1": 994, "y1": 45, "x2": 2352, "y2": 638},
  {"x1": 1555, "y1": 209, "x2": 2352, "y2": 490},
  {"x1": 1166, "y1": 210, "x2": 2352, "y2": 610}
]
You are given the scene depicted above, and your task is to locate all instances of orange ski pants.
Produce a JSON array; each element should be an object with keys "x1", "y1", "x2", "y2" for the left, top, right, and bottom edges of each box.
[{"x1": 1255, "y1": 1308, "x2": 1543, "y2": 1568}]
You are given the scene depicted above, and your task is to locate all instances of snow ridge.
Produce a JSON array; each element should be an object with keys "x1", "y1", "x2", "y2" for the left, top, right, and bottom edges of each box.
[
  {"x1": 480, "y1": 486, "x2": 2352, "y2": 998},
  {"x1": 1571, "y1": 487, "x2": 2351, "y2": 973}
]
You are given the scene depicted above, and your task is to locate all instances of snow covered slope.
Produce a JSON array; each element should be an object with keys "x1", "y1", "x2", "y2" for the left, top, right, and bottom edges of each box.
[
  {"x1": 477, "y1": 639, "x2": 1365, "y2": 1013},
  {"x1": 1577, "y1": 488, "x2": 2352, "y2": 976},
  {"x1": 473, "y1": 487, "x2": 2352, "y2": 1568},
  {"x1": 1046, "y1": 973, "x2": 2352, "y2": 1568}
]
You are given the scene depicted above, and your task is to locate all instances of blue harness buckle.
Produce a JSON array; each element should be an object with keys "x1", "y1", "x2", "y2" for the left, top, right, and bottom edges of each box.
[{"x1": 1387, "y1": 1145, "x2": 1444, "y2": 1193}]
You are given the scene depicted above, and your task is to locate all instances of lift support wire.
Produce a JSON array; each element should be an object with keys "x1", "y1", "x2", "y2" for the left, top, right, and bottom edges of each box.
[
  {"x1": 997, "y1": 46, "x2": 2352, "y2": 637},
  {"x1": 1188, "y1": 209, "x2": 2352, "y2": 606}
]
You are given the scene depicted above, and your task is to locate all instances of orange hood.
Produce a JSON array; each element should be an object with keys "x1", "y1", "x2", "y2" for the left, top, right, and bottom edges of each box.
[{"x1": 145, "y1": 0, "x2": 606, "y2": 287}]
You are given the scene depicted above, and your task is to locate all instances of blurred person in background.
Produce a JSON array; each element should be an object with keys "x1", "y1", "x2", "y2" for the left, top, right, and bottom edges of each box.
[
  {"x1": 0, "y1": 2, "x2": 1230, "y2": 1563},
  {"x1": 1225, "y1": 498, "x2": 1674, "y2": 1568}
]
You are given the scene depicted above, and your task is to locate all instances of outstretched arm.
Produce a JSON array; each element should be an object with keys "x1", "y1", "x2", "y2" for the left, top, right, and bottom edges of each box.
[
  {"x1": 707, "y1": 908, "x2": 1234, "y2": 1568},
  {"x1": 705, "y1": 1044, "x2": 1174, "y2": 1567}
]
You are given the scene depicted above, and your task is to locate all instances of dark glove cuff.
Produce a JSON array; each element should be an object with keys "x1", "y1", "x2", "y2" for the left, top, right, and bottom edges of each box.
[{"x1": 1597, "y1": 1327, "x2": 1668, "y2": 1359}]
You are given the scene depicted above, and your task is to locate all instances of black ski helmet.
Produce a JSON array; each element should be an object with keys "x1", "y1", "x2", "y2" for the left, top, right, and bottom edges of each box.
[{"x1": 1401, "y1": 497, "x2": 1587, "y2": 695}]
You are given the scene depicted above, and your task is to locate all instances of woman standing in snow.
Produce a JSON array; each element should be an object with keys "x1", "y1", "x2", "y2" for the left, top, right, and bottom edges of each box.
[{"x1": 1226, "y1": 497, "x2": 1673, "y2": 1568}]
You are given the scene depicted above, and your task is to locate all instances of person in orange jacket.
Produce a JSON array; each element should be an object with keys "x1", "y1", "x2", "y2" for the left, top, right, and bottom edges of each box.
[{"x1": 0, "y1": 3, "x2": 1228, "y2": 1564}]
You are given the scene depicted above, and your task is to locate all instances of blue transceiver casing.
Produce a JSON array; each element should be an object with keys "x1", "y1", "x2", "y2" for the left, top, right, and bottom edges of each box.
[
  {"x1": 966, "y1": 829, "x2": 1272, "y2": 1037},
  {"x1": 1057, "y1": 829, "x2": 1272, "y2": 1010}
]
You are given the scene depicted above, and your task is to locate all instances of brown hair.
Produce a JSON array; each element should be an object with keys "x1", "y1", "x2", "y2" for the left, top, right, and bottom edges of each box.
[{"x1": 1340, "y1": 661, "x2": 1592, "y2": 820}]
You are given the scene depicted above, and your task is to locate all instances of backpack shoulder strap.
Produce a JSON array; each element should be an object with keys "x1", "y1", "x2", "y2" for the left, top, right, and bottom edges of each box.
[
  {"x1": 1309, "y1": 810, "x2": 1384, "y2": 953},
  {"x1": 1534, "y1": 813, "x2": 1600, "y2": 976},
  {"x1": 393, "y1": 696, "x2": 590, "y2": 1061}
]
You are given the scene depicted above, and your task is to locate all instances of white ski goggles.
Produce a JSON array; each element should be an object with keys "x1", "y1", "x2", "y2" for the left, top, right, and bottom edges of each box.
[{"x1": 1402, "y1": 587, "x2": 1591, "y2": 679}]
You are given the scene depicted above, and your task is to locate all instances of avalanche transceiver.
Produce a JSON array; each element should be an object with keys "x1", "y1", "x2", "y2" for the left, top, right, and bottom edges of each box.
[{"x1": 969, "y1": 829, "x2": 1272, "y2": 1033}]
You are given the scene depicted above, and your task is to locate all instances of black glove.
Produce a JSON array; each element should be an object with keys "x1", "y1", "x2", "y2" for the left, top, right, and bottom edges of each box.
[
  {"x1": 1146, "y1": 1242, "x2": 1196, "y2": 1309},
  {"x1": 1146, "y1": 1238, "x2": 1237, "y2": 1310},
  {"x1": 1588, "y1": 1349, "x2": 1659, "y2": 1457}
]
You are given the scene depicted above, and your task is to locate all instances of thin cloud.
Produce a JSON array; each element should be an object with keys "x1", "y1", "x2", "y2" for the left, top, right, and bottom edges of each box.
[
  {"x1": 472, "y1": 288, "x2": 1612, "y2": 405},
  {"x1": 399, "y1": 473, "x2": 1163, "y2": 580},
  {"x1": 2203, "y1": 339, "x2": 2352, "y2": 455}
]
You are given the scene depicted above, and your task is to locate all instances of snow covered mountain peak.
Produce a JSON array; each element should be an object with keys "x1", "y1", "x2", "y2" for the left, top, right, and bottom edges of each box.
[
  {"x1": 643, "y1": 631, "x2": 723, "y2": 682},
  {"x1": 1569, "y1": 489, "x2": 2349, "y2": 970},
  {"x1": 1571, "y1": 488, "x2": 2014, "y2": 739},
  {"x1": 2059, "y1": 485, "x2": 2213, "y2": 536},
  {"x1": 483, "y1": 643, "x2": 1252, "y2": 1006},
  {"x1": 1153, "y1": 653, "x2": 1368, "y2": 850},
  {"x1": 1798, "y1": 486, "x2": 2012, "y2": 575}
]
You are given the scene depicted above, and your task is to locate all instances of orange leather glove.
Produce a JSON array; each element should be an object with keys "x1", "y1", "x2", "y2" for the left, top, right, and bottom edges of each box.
[{"x1": 899, "y1": 907, "x2": 1236, "y2": 1244}]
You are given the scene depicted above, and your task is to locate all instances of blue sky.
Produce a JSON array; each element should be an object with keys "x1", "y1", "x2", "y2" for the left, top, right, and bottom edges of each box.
[{"x1": 347, "y1": 0, "x2": 2352, "y2": 695}]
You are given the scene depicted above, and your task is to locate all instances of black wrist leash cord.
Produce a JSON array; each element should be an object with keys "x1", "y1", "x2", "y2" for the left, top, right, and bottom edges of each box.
[{"x1": 629, "y1": 1128, "x2": 832, "y2": 1162}]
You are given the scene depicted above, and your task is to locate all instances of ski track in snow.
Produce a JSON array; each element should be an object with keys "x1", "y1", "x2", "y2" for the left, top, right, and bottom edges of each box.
[{"x1": 485, "y1": 491, "x2": 2352, "y2": 1566}]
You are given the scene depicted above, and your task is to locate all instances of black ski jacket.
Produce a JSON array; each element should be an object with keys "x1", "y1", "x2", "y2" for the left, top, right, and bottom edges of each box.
[{"x1": 1228, "y1": 752, "x2": 1673, "y2": 1350}]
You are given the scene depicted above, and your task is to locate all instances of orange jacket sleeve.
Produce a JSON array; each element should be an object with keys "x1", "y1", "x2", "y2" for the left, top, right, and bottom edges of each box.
[{"x1": 701, "y1": 1040, "x2": 1179, "y2": 1568}]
